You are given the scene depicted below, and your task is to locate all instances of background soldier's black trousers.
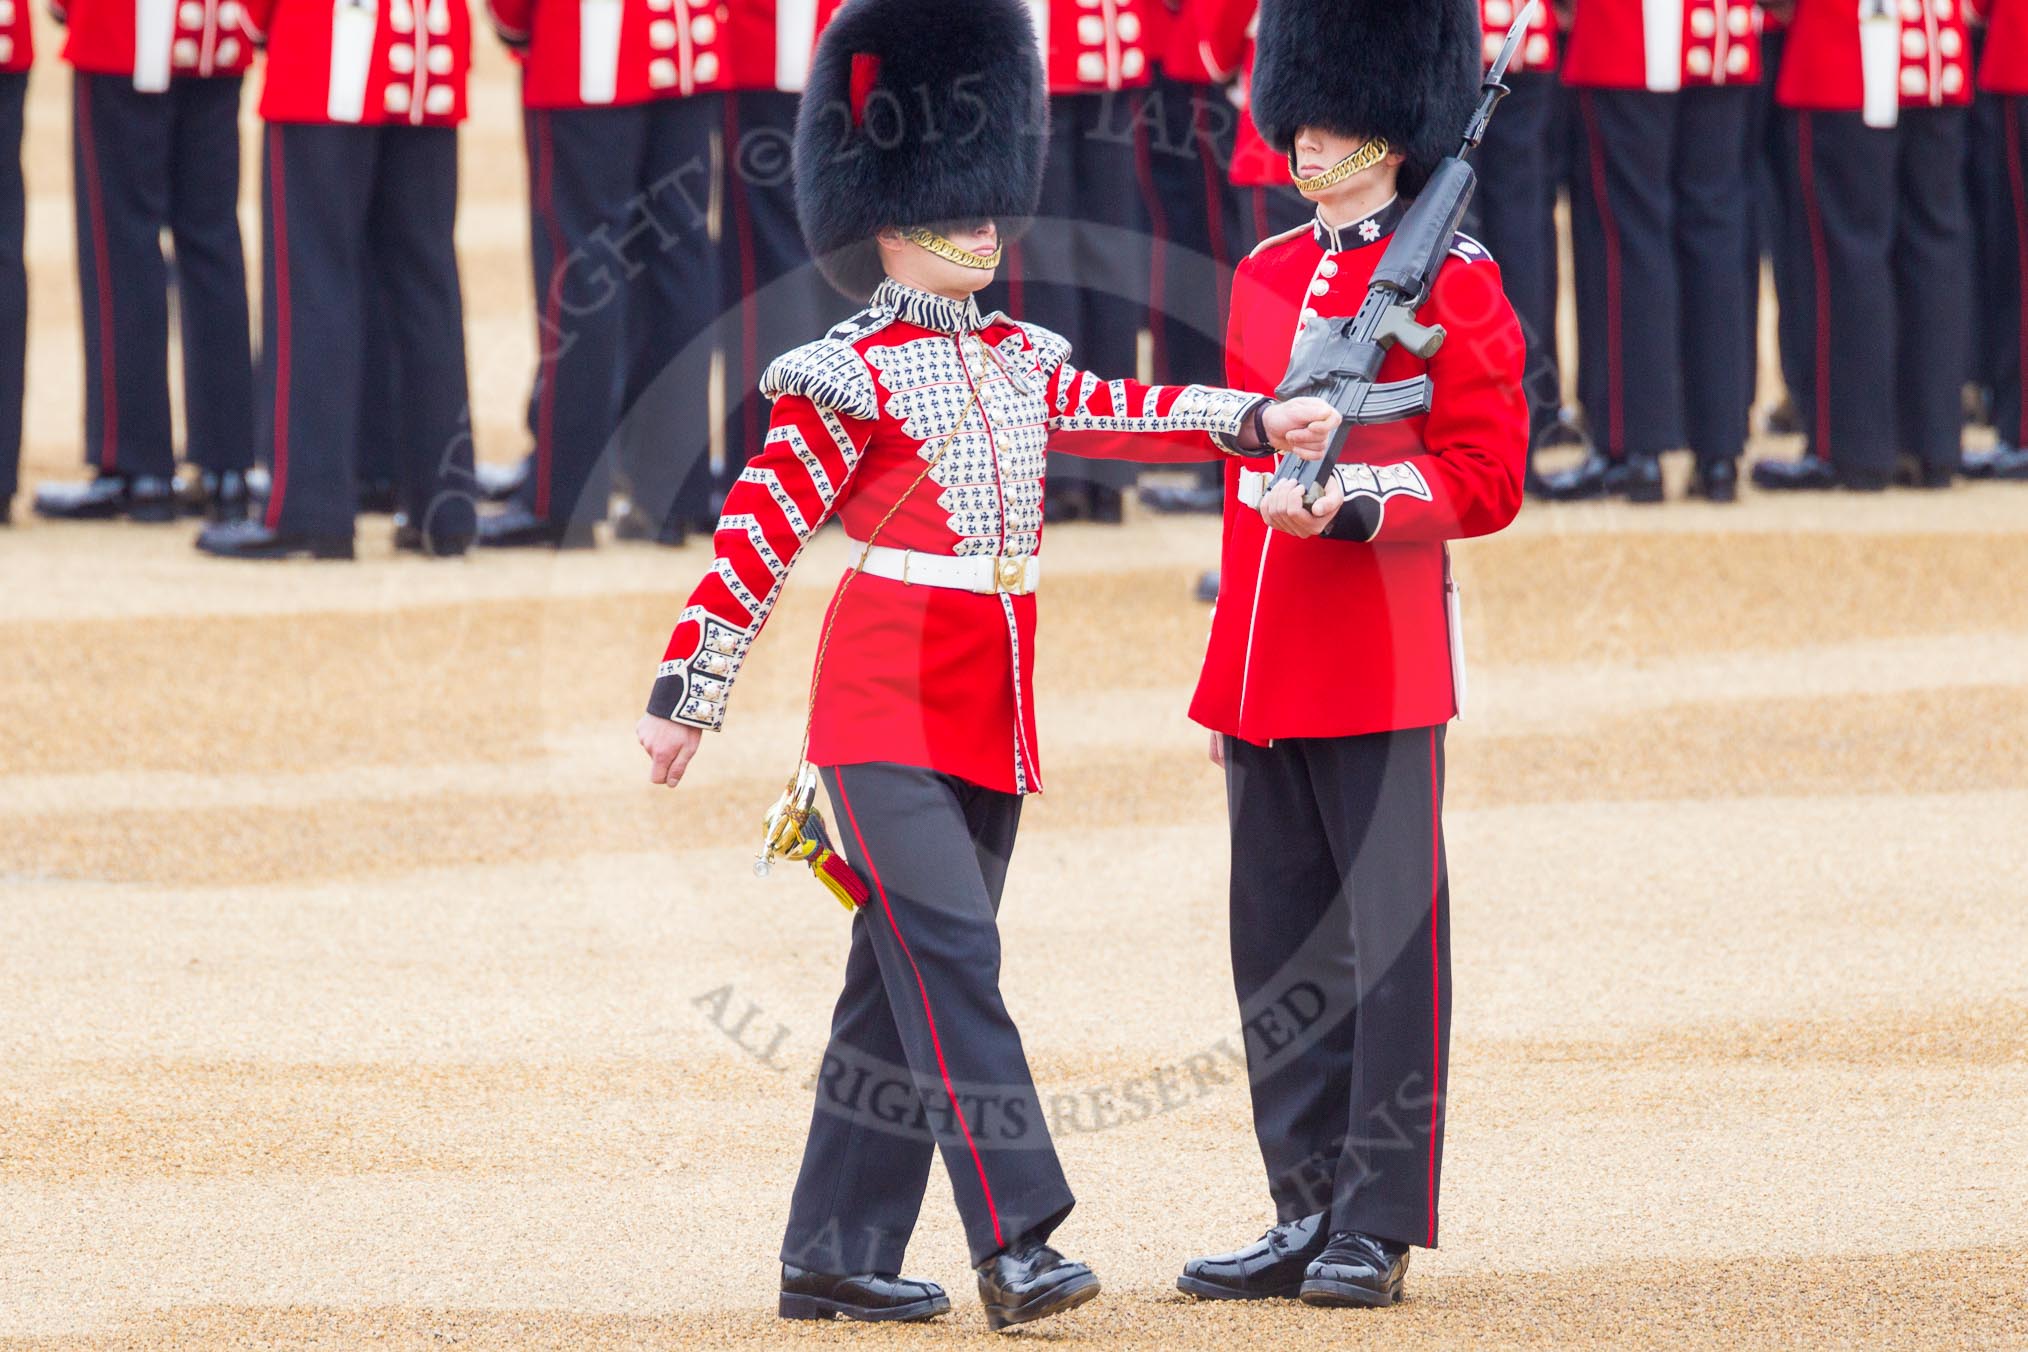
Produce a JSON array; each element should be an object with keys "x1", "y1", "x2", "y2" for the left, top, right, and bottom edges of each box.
[
  {"x1": 1466, "y1": 70, "x2": 1563, "y2": 445},
  {"x1": 0, "y1": 72, "x2": 24, "y2": 506},
  {"x1": 1784, "y1": 107, "x2": 1971, "y2": 482},
  {"x1": 73, "y1": 72, "x2": 252, "y2": 481},
  {"x1": 782, "y1": 763, "x2": 1075, "y2": 1275},
  {"x1": 259, "y1": 123, "x2": 473, "y2": 544},
  {"x1": 1986, "y1": 95, "x2": 2028, "y2": 450},
  {"x1": 1223, "y1": 726, "x2": 1452, "y2": 1250},
  {"x1": 519, "y1": 96, "x2": 718, "y2": 533},
  {"x1": 1571, "y1": 85, "x2": 1753, "y2": 466}
]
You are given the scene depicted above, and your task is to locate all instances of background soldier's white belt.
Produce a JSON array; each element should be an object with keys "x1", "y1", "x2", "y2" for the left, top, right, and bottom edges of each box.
[{"x1": 846, "y1": 539, "x2": 1042, "y2": 596}]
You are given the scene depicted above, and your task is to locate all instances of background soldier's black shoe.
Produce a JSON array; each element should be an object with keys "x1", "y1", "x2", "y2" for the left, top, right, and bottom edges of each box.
[
  {"x1": 1894, "y1": 456, "x2": 1955, "y2": 490},
  {"x1": 357, "y1": 476, "x2": 400, "y2": 514},
  {"x1": 1138, "y1": 482, "x2": 1225, "y2": 515},
  {"x1": 1751, "y1": 455, "x2": 1885, "y2": 492},
  {"x1": 1177, "y1": 1212, "x2": 1328, "y2": 1300},
  {"x1": 776, "y1": 1264, "x2": 949, "y2": 1323},
  {"x1": 1763, "y1": 396, "x2": 1802, "y2": 436},
  {"x1": 34, "y1": 473, "x2": 176, "y2": 522},
  {"x1": 1963, "y1": 442, "x2": 2028, "y2": 479},
  {"x1": 474, "y1": 456, "x2": 531, "y2": 503},
  {"x1": 611, "y1": 501, "x2": 688, "y2": 547},
  {"x1": 195, "y1": 518, "x2": 354, "y2": 560},
  {"x1": 1539, "y1": 406, "x2": 1589, "y2": 448},
  {"x1": 975, "y1": 1238, "x2": 1100, "y2": 1331},
  {"x1": 1297, "y1": 1231, "x2": 1411, "y2": 1308},
  {"x1": 393, "y1": 513, "x2": 473, "y2": 557},
  {"x1": 183, "y1": 469, "x2": 251, "y2": 523},
  {"x1": 476, "y1": 504, "x2": 596, "y2": 549},
  {"x1": 1538, "y1": 451, "x2": 1661, "y2": 503},
  {"x1": 1688, "y1": 458, "x2": 1738, "y2": 503}
]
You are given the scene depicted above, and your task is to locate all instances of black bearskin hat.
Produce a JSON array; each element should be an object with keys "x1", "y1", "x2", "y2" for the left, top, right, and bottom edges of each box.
[
  {"x1": 793, "y1": 0, "x2": 1048, "y2": 300},
  {"x1": 1250, "y1": 0, "x2": 1482, "y2": 196}
]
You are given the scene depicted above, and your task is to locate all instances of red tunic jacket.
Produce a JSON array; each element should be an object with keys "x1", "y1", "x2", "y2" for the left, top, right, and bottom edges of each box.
[
  {"x1": 58, "y1": 0, "x2": 255, "y2": 80},
  {"x1": 489, "y1": 0, "x2": 835, "y2": 107},
  {"x1": 1777, "y1": 0, "x2": 1970, "y2": 118},
  {"x1": 1190, "y1": 203, "x2": 1528, "y2": 744},
  {"x1": 1983, "y1": 0, "x2": 2028, "y2": 93},
  {"x1": 1150, "y1": 0, "x2": 1247, "y2": 83},
  {"x1": 2, "y1": 0, "x2": 33, "y2": 71},
  {"x1": 1562, "y1": 0, "x2": 1763, "y2": 90},
  {"x1": 1032, "y1": 0, "x2": 1155, "y2": 92},
  {"x1": 646, "y1": 278, "x2": 1262, "y2": 794},
  {"x1": 251, "y1": 0, "x2": 472, "y2": 125}
]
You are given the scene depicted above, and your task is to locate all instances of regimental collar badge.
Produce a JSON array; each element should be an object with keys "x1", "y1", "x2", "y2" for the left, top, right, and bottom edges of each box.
[{"x1": 1313, "y1": 196, "x2": 1407, "y2": 254}]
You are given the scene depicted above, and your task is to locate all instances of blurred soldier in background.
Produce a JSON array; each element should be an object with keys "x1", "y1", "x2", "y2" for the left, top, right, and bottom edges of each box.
[
  {"x1": 1548, "y1": 0, "x2": 1761, "y2": 504},
  {"x1": 1753, "y1": 0, "x2": 1972, "y2": 491},
  {"x1": 197, "y1": 0, "x2": 477, "y2": 559},
  {"x1": 986, "y1": 0, "x2": 1155, "y2": 524},
  {"x1": 1969, "y1": 0, "x2": 2028, "y2": 477},
  {"x1": 0, "y1": 0, "x2": 25, "y2": 527},
  {"x1": 34, "y1": 0, "x2": 255, "y2": 525}
]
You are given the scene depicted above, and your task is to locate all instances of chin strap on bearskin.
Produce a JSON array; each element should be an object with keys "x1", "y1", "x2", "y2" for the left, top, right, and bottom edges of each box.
[
  {"x1": 904, "y1": 227, "x2": 1005, "y2": 270},
  {"x1": 1288, "y1": 136, "x2": 1391, "y2": 193}
]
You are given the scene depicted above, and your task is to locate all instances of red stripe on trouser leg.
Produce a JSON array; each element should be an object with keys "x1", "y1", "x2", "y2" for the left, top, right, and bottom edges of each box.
[
  {"x1": 76, "y1": 78, "x2": 121, "y2": 473},
  {"x1": 1579, "y1": 91, "x2": 1625, "y2": 459},
  {"x1": 1426, "y1": 726, "x2": 1443, "y2": 1248},
  {"x1": 263, "y1": 128, "x2": 293, "y2": 530},
  {"x1": 2008, "y1": 101, "x2": 2028, "y2": 448},
  {"x1": 833, "y1": 769, "x2": 1006, "y2": 1250},
  {"x1": 533, "y1": 112, "x2": 562, "y2": 520},
  {"x1": 1798, "y1": 113, "x2": 1835, "y2": 463}
]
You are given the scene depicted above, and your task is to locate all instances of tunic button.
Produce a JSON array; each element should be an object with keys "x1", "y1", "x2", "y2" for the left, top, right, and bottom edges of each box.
[
  {"x1": 1319, "y1": 260, "x2": 1338, "y2": 277},
  {"x1": 1310, "y1": 278, "x2": 1330, "y2": 297},
  {"x1": 1300, "y1": 307, "x2": 1318, "y2": 322}
]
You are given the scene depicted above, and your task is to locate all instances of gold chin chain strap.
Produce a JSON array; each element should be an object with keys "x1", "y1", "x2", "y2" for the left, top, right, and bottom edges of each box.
[
  {"x1": 905, "y1": 227, "x2": 1005, "y2": 270},
  {"x1": 1288, "y1": 137, "x2": 1391, "y2": 193},
  {"x1": 755, "y1": 337, "x2": 994, "y2": 905}
]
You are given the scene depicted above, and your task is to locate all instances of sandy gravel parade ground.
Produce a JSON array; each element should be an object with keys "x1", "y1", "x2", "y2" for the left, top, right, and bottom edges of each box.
[{"x1": 5, "y1": 29, "x2": 2028, "y2": 1352}]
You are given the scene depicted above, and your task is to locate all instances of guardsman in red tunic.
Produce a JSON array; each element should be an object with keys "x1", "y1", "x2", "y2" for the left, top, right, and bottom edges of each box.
[
  {"x1": 0, "y1": 0, "x2": 26, "y2": 524},
  {"x1": 1135, "y1": 0, "x2": 1249, "y2": 516},
  {"x1": 1969, "y1": 0, "x2": 2028, "y2": 475},
  {"x1": 1544, "y1": 0, "x2": 1762, "y2": 503},
  {"x1": 1753, "y1": 0, "x2": 1973, "y2": 490},
  {"x1": 1178, "y1": 0, "x2": 1529, "y2": 1309},
  {"x1": 633, "y1": 0, "x2": 1340, "y2": 1326},
  {"x1": 32, "y1": 0, "x2": 255, "y2": 524},
  {"x1": 988, "y1": 0, "x2": 1157, "y2": 523},
  {"x1": 1465, "y1": 0, "x2": 1566, "y2": 460},
  {"x1": 196, "y1": 0, "x2": 478, "y2": 559}
]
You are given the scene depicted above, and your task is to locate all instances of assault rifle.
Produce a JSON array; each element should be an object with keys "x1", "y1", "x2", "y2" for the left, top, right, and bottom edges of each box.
[{"x1": 1266, "y1": 0, "x2": 1537, "y2": 505}]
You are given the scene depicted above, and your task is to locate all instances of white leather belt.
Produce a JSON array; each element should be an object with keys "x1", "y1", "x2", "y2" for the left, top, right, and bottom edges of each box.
[
  {"x1": 847, "y1": 539, "x2": 1042, "y2": 596},
  {"x1": 1237, "y1": 469, "x2": 1275, "y2": 509}
]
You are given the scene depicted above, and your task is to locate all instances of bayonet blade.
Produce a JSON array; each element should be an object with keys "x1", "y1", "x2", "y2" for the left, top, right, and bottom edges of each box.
[{"x1": 1485, "y1": 0, "x2": 1539, "y2": 88}]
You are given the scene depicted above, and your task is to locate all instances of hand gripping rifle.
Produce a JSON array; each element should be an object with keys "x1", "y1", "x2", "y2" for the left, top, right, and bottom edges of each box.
[{"x1": 1266, "y1": 1, "x2": 1538, "y2": 505}]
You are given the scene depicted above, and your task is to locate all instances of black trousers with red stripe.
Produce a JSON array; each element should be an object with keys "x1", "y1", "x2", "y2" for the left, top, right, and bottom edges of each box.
[
  {"x1": 1784, "y1": 107, "x2": 1971, "y2": 482},
  {"x1": 259, "y1": 122, "x2": 473, "y2": 544},
  {"x1": 518, "y1": 95, "x2": 720, "y2": 533},
  {"x1": 1223, "y1": 726, "x2": 1451, "y2": 1250},
  {"x1": 1983, "y1": 95, "x2": 2028, "y2": 452},
  {"x1": 1570, "y1": 85, "x2": 1754, "y2": 465},
  {"x1": 1464, "y1": 70, "x2": 1563, "y2": 445},
  {"x1": 783, "y1": 763, "x2": 1075, "y2": 1274},
  {"x1": 73, "y1": 72, "x2": 252, "y2": 481},
  {"x1": 0, "y1": 72, "x2": 24, "y2": 507}
]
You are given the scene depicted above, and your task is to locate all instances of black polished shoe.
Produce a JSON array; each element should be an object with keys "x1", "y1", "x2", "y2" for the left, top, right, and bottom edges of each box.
[
  {"x1": 357, "y1": 475, "x2": 400, "y2": 515},
  {"x1": 777, "y1": 1264, "x2": 949, "y2": 1323},
  {"x1": 1763, "y1": 396, "x2": 1802, "y2": 436},
  {"x1": 1537, "y1": 451, "x2": 1662, "y2": 503},
  {"x1": 1688, "y1": 457, "x2": 1738, "y2": 503},
  {"x1": 612, "y1": 502, "x2": 688, "y2": 547},
  {"x1": 475, "y1": 504, "x2": 596, "y2": 549},
  {"x1": 1894, "y1": 455, "x2": 1955, "y2": 490},
  {"x1": 392, "y1": 513, "x2": 473, "y2": 557},
  {"x1": 34, "y1": 473, "x2": 176, "y2": 522},
  {"x1": 1178, "y1": 1212, "x2": 1327, "y2": 1300},
  {"x1": 187, "y1": 469, "x2": 251, "y2": 523},
  {"x1": 1963, "y1": 442, "x2": 2028, "y2": 480},
  {"x1": 1539, "y1": 406, "x2": 1589, "y2": 449},
  {"x1": 1751, "y1": 454, "x2": 1886, "y2": 492},
  {"x1": 1138, "y1": 482, "x2": 1225, "y2": 515},
  {"x1": 475, "y1": 456, "x2": 532, "y2": 503},
  {"x1": 1298, "y1": 1231, "x2": 1411, "y2": 1309},
  {"x1": 195, "y1": 517, "x2": 354, "y2": 560},
  {"x1": 976, "y1": 1239, "x2": 1100, "y2": 1332}
]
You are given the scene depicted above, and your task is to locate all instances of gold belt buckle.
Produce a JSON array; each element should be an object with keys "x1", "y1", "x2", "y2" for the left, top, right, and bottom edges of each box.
[{"x1": 995, "y1": 556, "x2": 1028, "y2": 595}]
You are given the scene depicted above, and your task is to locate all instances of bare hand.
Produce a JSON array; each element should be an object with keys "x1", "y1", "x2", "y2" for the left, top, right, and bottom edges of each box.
[
  {"x1": 636, "y1": 714, "x2": 703, "y2": 788},
  {"x1": 1209, "y1": 730, "x2": 1225, "y2": 768},
  {"x1": 1259, "y1": 473, "x2": 1344, "y2": 538},
  {"x1": 1260, "y1": 397, "x2": 1341, "y2": 459}
]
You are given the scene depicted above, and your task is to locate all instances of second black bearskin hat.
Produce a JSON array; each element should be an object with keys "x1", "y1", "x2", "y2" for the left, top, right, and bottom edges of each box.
[
  {"x1": 792, "y1": 0, "x2": 1048, "y2": 300},
  {"x1": 1249, "y1": 0, "x2": 1482, "y2": 196}
]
